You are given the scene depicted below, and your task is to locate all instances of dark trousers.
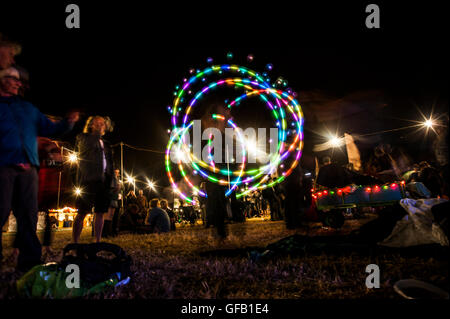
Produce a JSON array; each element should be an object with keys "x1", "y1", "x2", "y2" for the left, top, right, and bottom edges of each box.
[
  {"x1": 0, "y1": 166, "x2": 42, "y2": 269},
  {"x1": 112, "y1": 207, "x2": 121, "y2": 235}
]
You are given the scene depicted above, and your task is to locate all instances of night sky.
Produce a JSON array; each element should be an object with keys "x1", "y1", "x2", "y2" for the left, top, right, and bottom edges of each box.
[{"x1": 1, "y1": 2, "x2": 448, "y2": 193}]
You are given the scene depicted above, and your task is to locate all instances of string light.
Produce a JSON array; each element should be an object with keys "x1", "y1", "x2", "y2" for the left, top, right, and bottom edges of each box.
[
  {"x1": 74, "y1": 187, "x2": 82, "y2": 197},
  {"x1": 424, "y1": 119, "x2": 434, "y2": 128},
  {"x1": 147, "y1": 179, "x2": 156, "y2": 191},
  {"x1": 67, "y1": 152, "x2": 79, "y2": 164},
  {"x1": 313, "y1": 181, "x2": 406, "y2": 200}
]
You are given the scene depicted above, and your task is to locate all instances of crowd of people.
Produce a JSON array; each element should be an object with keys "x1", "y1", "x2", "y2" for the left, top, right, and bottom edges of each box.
[
  {"x1": 0, "y1": 34, "x2": 177, "y2": 272},
  {"x1": 118, "y1": 191, "x2": 175, "y2": 235},
  {"x1": 1, "y1": 32, "x2": 449, "y2": 273}
]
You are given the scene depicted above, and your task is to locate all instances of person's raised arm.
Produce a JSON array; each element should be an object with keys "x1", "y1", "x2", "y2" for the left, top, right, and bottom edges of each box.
[{"x1": 37, "y1": 109, "x2": 79, "y2": 137}]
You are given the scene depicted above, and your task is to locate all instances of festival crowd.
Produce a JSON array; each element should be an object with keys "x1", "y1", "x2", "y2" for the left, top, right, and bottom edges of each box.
[{"x1": 0, "y1": 33, "x2": 448, "y2": 273}]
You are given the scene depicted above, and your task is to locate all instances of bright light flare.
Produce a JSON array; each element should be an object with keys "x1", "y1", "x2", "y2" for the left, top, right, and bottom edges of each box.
[
  {"x1": 423, "y1": 119, "x2": 434, "y2": 128},
  {"x1": 74, "y1": 187, "x2": 82, "y2": 197},
  {"x1": 67, "y1": 152, "x2": 79, "y2": 164},
  {"x1": 147, "y1": 179, "x2": 156, "y2": 190},
  {"x1": 329, "y1": 136, "x2": 342, "y2": 148}
]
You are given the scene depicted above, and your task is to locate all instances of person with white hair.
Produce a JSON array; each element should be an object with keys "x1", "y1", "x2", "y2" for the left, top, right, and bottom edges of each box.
[
  {"x1": 0, "y1": 66, "x2": 79, "y2": 271},
  {"x1": 72, "y1": 116, "x2": 115, "y2": 243}
]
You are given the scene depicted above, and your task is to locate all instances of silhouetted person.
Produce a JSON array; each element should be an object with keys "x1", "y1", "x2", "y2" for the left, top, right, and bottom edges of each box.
[
  {"x1": 316, "y1": 156, "x2": 351, "y2": 188},
  {"x1": 284, "y1": 166, "x2": 312, "y2": 229},
  {"x1": 418, "y1": 161, "x2": 444, "y2": 198},
  {"x1": 262, "y1": 178, "x2": 283, "y2": 221},
  {"x1": 205, "y1": 181, "x2": 228, "y2": 239},
  {"x1": 103, "y1": 168, "x2": 121, "y2": 238}
]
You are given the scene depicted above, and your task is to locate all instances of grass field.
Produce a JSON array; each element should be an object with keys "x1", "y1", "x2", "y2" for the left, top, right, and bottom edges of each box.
[{"x1": 1, "y1": 217, "x2": 448, "y2": 299}]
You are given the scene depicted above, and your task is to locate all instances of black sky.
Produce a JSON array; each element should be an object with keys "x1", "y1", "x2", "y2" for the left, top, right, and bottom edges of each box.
[{"x1": 1, "y1": 1, "x2": 448, "y2": 190}]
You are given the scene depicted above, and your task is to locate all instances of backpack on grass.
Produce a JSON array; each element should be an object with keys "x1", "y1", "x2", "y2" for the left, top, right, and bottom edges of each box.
[{"x1": 16, "y1": 243, "x2": 132, "y2": 298}]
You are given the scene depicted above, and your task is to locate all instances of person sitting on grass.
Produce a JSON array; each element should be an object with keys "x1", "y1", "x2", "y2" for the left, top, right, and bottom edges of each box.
[
  {"x1": 160, "y1": 199, "x2": 176, "y2": 231},
  {"x1": 146, "y1": 199, "x2": 170, "y2": 233},
  {"x1": 119, "y1": 204, "x2": 141, "y2": 232}
]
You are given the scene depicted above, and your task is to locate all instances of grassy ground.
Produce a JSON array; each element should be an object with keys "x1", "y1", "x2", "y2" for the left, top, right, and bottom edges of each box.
[{"x1": 1, "y1": 216, "x2": 448, "y2": 299}]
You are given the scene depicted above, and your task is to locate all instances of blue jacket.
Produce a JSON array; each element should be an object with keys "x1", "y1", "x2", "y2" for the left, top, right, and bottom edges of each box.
[
  {"x1": 147, "y1": 207, "x2": 171, "y2": 233},
  {"x1": 0, "y1": 95, "x2": 73, "y2": 167}
]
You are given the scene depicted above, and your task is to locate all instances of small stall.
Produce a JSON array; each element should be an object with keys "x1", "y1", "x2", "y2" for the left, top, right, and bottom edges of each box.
[{"x1": 48, "y1": 207, "x2": 93, "y2": 229}]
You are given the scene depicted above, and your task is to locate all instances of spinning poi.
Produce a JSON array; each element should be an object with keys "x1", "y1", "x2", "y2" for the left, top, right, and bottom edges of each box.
[{"x1": 165, "y1": 55, "x2": 304, "y2": 204}]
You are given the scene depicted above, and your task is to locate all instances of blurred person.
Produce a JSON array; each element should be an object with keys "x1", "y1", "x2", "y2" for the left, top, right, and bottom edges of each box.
[
  {"x1": 119, "y1": 203, "x2": 147, "y2": 233},
  {"x1": 199, "y1": 182, "x2": 207, "y2": 226},
  {"x1": 432, "y1": 117, "x2": 449, "y2": 198},
  {"x1": 417, "y1": 161, "x2": 444, "y2": 198},
  {"x1": 261, "y1": 178, "x2": 282, "y2": 221},
  {"x1": 273, "y1": 181, "x2": 285, "y2": 220},
  {"x1": 230, "y1": 189, "x2": 245, "y2": 222},
  {"x1": 146, "y1": 198, "x2": 170, "y2": 233},
  {"x1": 103, "y1": 168, "x2": 121, "y2": 238},
  {"x1": 205, "y1": 181, "x2": 228, "y2": 240},
  {"x1": 136, "y1": 189, "x2": 148, "y2": 217},
  {"x1": 284, "y1": 165, "x2": 312, "y2": 229},
  {"x1": 0, "y1": 34, "x2": 21, "y2": 70},
  {"x1": 365, "y1": 143, "x2": 411, "y2": 182},
  {"x1": 343, "y1": 162, "x2": 383, "y2": 186},
  {"x1": 72, "y1": 116, "x2": 114, "y2": 243},
  {"x1": 402, "y1": 163, "x2": 420, "y2": 183},
  {"x1": 316, "y1": 156, "x2": 352, "y2": 188},
  {"x1": 181, "y1": 204, "x2": 197, "y2": 225},
  {"x1": 111, "y1": 169, "x2": 123, "y2": 235},
  {"x1": 0, "y1": 67, "x2": 79, "y2": 271},
  {"x1": 160, "y1": 199, "x2": 176, "y2": 231},
  {"x1": 126, "y1": 189, "x2": 137, "y2": 206}
]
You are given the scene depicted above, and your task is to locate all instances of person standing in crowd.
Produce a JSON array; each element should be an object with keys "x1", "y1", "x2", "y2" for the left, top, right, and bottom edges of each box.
[
  {"x1": 136, "y1": 189, "x2": 148, "y2": 218},
  {"x1": 261, "y1": 178, "x2": 282, "y2": 221},
  {"x1": 284, "y1": 165, "x2": 312, "y2": 229},
  {"x1": 205, "y1": 181, "x2": 229, "y2": 240},
  {"x1": 230, "y1": 189, "x2": 245, "y2": 222},
  {"x1": 0, "y1": 67, "x2": 79, "y2": 271},
  {"x1": 160, "y1": 199, "x2": 176, "y2": 231},
  {"x1": 102, "y1": 168, "x2": 121, "y2": 238},
  {"x1": 111, "y1": 169, "x2": 123, "y2": 236},
  {"x1": 126, "y1": 190, "x2": 138, "y2": 206},
  {"x1": 432, "y1": 117, "x2": 449, "y2": 198},
  {"x1": 72, "y1": 116, "x2": 114, "y2": 243},
  {"x1": 199, "y1": 182, "x2": 207, "y2": 226},
  {"x1": 146, "y1": 198, "x2": 170, "y2": 233}
]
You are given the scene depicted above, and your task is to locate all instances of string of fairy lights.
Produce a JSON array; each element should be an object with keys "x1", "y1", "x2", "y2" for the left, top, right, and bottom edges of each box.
[
  {"x1": 57, "y1": 143, "x2": 163, "y2": 201},
  {"x1": 59, "y1": 117, "x2": 439, "y2": 204}
]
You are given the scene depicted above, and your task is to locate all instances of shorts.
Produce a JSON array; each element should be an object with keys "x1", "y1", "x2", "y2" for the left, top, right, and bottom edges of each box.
[{"x1": 75, "y1": 180, "x2": 110, "y2": 214}]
